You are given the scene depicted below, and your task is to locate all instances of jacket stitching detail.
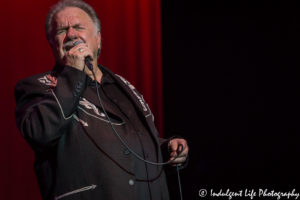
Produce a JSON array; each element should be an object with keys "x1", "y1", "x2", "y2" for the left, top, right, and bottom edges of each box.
[
  {"x1": 50, "y1": 90, "x2": 73, "y2": 120},
  {"x1": 54, "y1": 184, "x2": 97, "y2": 200},
  {"x1": 116, "y1": 74, "x2": 148, "y2": 112},
  {"x1": 78, "y1": 106, "x2": 125, "y2": 125},
  {"x1": 73, "y1": 115, "x2": 88, "y2": 126},
  {"x1": 38, "y1": 74, "x2": 57, "y2": 87},
  {"x1": 79, "y1": 97, "x2": 105, "y2": 117}
]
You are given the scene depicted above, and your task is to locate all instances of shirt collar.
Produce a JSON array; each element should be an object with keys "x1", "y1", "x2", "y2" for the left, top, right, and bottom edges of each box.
[{"x1": 88, "y1": 66, "x2": 115, "y2": 86}]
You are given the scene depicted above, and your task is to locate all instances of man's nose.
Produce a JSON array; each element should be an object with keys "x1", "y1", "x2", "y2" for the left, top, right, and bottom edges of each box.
[{"x1": 66, "y1": 27, "x2": 77, "y2": 39}]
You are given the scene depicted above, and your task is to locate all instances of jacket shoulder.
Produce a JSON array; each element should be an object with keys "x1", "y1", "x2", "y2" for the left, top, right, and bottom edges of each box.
[
  {"x1": 15, "y1": 71, "x2": 54, "y2": 101},
  {"x1": 16, "y1": 71, "x2": 54, "y2": 87}
]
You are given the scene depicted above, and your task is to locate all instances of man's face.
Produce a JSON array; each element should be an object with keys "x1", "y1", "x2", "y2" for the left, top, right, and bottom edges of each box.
[{"x1": 50, "y1": 7, "x2": 101, "y2": 64}]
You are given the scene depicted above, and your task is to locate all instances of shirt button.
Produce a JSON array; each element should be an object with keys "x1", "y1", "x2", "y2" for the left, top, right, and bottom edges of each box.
[
  {"x1": 129, "y1": 179, "x2": 134, "y2": 186},
  {"x1": 124, "y1": 149, "x2": 130, "y2": 155}
]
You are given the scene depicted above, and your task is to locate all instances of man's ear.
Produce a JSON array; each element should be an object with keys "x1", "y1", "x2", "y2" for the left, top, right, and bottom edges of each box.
[{"x1": 97, "y1": 31, "x2": 101, "y2": 49}]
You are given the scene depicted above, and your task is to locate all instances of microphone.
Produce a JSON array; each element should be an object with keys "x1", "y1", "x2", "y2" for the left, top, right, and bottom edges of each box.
[
  {"x1": 72, "y1": 41, "x2": 94, "y2": 71},
  {"x1": 85, "y1": 56, "x2": 93, "y2": 71}
]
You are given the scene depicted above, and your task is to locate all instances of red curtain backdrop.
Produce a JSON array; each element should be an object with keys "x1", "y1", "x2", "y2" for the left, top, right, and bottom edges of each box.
[{"x1": 0, "y1": 0, "x2": 162, "y2": 199}]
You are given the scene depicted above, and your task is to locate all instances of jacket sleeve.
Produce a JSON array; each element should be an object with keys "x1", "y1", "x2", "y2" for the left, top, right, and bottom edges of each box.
[{"x1": 15, "y1": 66, "x2": 88, "y2": 151}]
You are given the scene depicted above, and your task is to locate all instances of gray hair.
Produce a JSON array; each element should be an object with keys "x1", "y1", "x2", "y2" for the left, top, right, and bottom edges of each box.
[{"x1": 45, "y1": 0, "x2": 101, "y2": 42}]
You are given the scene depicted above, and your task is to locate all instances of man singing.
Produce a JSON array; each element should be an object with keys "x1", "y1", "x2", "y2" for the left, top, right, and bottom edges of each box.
[{"x1": 15, "y1": 0, "x2": 189, "y2": 199}]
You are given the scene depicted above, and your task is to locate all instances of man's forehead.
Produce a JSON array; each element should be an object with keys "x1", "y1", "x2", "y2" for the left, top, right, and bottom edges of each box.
[{"x1": 54, "y1": 7, "x2": 92, "y2": 26}]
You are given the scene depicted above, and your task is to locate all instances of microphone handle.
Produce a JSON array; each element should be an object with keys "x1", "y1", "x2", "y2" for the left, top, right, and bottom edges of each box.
[{"x1": 85, "y1": 56, "x2": 93, "y2": 70}]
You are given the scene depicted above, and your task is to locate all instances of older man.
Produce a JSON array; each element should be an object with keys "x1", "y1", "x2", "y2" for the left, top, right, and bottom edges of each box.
[{"x1": 15, "y1": 0, "x2": 188, "y2": 199}]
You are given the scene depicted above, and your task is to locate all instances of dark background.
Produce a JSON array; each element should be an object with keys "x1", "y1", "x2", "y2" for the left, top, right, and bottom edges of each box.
[{"x1": 162, "y1": 0, "x2": 300, "y2": 199}]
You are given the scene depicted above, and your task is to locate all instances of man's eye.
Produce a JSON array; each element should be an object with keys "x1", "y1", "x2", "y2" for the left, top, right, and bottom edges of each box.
[
  {"x1": 76, "y1": 27, "x2": 85, "y2": 30},
  {"x1": 56, "y1": 30, "x2": 66, "y2": 35}
]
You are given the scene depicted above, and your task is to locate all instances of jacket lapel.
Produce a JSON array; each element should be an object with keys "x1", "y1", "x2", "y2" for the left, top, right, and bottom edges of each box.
[{"x1": 101, "y1": 67, "x2": 160, "y2": 145}]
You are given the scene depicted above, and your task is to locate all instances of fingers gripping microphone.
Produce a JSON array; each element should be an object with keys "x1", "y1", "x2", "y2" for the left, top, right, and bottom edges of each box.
[{"x1": 73, "y1": 41, "x2": 94, "y2": 70}]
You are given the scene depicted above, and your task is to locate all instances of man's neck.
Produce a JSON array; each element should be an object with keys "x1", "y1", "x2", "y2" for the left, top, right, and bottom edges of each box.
[{"x1": 89, "y1": 64, "x2": 103, "y2": 84}]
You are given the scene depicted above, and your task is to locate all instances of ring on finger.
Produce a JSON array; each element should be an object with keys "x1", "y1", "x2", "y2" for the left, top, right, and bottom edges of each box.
[{"x1": 79, "y1": 48, "x2": 84, "y2": 52}]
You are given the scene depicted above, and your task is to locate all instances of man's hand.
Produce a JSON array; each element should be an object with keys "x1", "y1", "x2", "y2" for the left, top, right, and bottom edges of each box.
[
  {"x1": 168, "y1": 138, "x2": 189, "y2": 166},
  {"x1": 63, "y1": 41, "x2": 93, "y2": 75}
]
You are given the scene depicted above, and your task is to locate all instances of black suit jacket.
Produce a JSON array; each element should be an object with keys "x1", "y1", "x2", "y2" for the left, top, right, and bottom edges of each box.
[{"x1": 15, "y1": 65, "x2": 170, "y2": 200}]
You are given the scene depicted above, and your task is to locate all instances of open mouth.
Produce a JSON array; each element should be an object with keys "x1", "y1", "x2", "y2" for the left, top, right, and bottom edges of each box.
[{"x1": 63, "y1": 41, "x2": 74, "y2": 52}]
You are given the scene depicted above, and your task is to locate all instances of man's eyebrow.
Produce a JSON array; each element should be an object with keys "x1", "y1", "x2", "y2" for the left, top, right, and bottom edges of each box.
[
  {"x1": 72, "y1": 24, "x2": 84, "y2": 28},
  {"x1": 56, "y1": 23, "x2": 83, "y2": 30}
]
